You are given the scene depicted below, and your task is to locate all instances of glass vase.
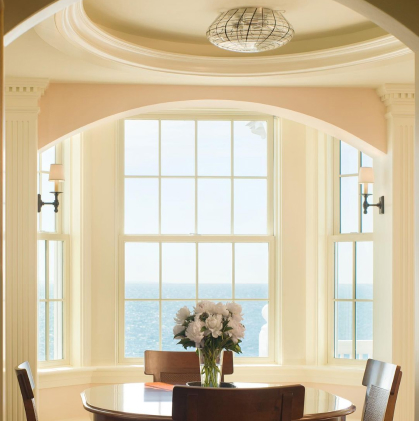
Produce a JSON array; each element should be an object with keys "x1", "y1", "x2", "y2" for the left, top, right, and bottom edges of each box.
[{"x1": 197, "y1": 348, "x2": 224, "y2": 387}]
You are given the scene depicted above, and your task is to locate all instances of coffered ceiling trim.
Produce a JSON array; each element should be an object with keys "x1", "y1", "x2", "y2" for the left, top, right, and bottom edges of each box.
[{"x1": 43, "y1": 1, "x2": 411, "y2": 77}]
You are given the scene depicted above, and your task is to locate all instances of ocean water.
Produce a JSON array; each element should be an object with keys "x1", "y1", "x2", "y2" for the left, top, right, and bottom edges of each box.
[
  {"x1": 38, "y1": 283, "x2": 373, "y2": 361},
  {"x1": 125, "y1": 283, "x2": 268, "y2": 358}
]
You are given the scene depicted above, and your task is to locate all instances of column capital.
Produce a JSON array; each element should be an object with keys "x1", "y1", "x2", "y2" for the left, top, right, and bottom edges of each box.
[
  {"x1": 377, "y1": 84, "x2": 415, "y2": 117},
  {"x1": 5, "y1": 78, "x2": 49, "y2": 113}
]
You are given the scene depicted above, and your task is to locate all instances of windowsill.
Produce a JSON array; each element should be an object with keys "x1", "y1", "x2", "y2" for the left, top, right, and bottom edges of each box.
[{"x1": 38, "y1": 363, "x2": 365, "y2": 390}]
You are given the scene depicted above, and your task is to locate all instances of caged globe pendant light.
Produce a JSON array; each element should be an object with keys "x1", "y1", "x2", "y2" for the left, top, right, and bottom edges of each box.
[{"x1": 206, "y1": 7, "x2": 294, "y2": 53}]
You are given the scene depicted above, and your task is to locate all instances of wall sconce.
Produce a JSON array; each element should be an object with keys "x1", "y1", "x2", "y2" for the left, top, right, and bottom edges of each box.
[
  {"x1": 38, "y1": 164, "x2": 65, "y2": 213},
  {"x1": 359, "y1": 167, "x2": 384, "y2": 214}
]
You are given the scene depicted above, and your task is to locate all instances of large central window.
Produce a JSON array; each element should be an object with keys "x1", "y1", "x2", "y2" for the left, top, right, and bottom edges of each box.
[{"x1": 119, "y1": 115, "x2": 275, "y2": 362}]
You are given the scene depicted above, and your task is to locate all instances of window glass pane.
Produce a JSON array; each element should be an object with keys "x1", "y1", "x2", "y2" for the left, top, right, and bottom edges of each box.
[
  {"x1": 198, "y1": 243, "x2": 232, "y2": 299},
  {"x1": 235, "y1": 243, "x2": 268, "y2": 299},
  {"x1": 356, "y1": 242, "x2": 373, "y2": 299},
  {"x1": 356, "y1": 302, "x2": 373, "y2": 360},
  {"x1": 162, "y1": 243, "x2": 196, "y2": 299},
  {"x1": 361, "y1": 184, "x2": 373, "y2": 233},
  {"x1": 161, "y1": 121, "x2": 195, "y2": 176},
  {"x1": 49, "y1": 241, "x2": 63, "y2": 299},
  {"x1": 335, "y1": 301, "x2": 353, "y2": 359},
  {"x1": 125, "y1": 301, "x2": 159, "y2": 358},
  {"x1": 335, "y1": 242, "x2": 353, "y2": 299},
  {"x1": 161, "y1": 179, "x2": 195, "y2": 234},
  {"x1": 41, "y1": 173, "x2": 56, "y2": 233},
  {"x1": 234, "y1": 179, "x2": 267, "y2": 234},
  {"x1": 340, "y1": 141, "x2": 358, "y2": 175},
  {"x1": 234, "y1": 121, "x2": 267, "y2": 176},
  {"x1": 198, "y1": 179, "x2": 231, "y2": 234},
  {"x1": 124, "y1": 120, "x2": 159, "y2": 176},
  {"x1": 38, "y1": 240, "x2": 46, "y2": 300},
  {"x1": 162, "y1": 301, "x2": 194, "y2": 351},
  {"x1": 38, "y1": 302, "x2": 46, "y2": 361},
  {"x1": 235, "y1": 301, "x2": 268, "y2": 358},
  {"x1": 125, "y1": 243, "x2": 159, "y2": 299},
  {"x1": 125, "y1": 178, "x2": 159, "y2": 234},
  {"x1": 41, "y1": 146, "x2": 56, "y2": 172},
  {"x1": 361, "y1": 153, "x2": 373, "y2": 167},
  {"x1": 198, "y1": 121, "x2": 231, "y2": 176},
  {"x1": 49, "y1": 301, "x2": 63, "y2": 360},
  {"x1": 340, "y1": 176, "x2": 359, "y2": 233}
]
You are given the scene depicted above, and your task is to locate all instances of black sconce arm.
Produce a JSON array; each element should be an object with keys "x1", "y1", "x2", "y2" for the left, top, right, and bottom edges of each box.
[
  {"x1": 38, "y1": 192, "x2": 62, "y2": 213},
  {"x1": 362, "y1": 193, "x2": 384, "y2": 215}
]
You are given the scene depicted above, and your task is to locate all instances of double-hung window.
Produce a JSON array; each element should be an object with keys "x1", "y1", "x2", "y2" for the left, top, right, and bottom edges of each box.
[
  {"x1": 329, "y1": 140, "x2": 373, "y2": 362},
  {"x1": 37, "y1": 144, "x2": 69, "y2": 366},
  {"x1": 119, "y1": 115, "x2": 275, "y2": 363}
]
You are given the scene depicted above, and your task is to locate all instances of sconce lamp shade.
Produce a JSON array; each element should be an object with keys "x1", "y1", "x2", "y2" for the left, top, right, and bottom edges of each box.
[
  {"x1": 49, "y1": 164, "x2": 65, "y2": 181},
  {"x1": 358, "y1": 167, "x2": 374, "y2": 184}
]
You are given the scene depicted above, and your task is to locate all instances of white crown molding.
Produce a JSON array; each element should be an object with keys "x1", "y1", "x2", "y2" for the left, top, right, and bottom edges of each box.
[
  {"x1": 5, "y1": 78, "x2": 49, "y2": 97},
  {"x1": 38, "y1": 1, "x2": 412, "y2": 78},
  {"x1": 5, "y1": 78, "x2": 50, "y2": 113},
  {"x1": 377, "y1": 83, "x2": 415, "y2": 114}
]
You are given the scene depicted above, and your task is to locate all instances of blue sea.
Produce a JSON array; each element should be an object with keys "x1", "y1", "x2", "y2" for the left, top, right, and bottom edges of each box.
[{"x1": 38, "y1": 282, "x2": 373, "y2": 361}]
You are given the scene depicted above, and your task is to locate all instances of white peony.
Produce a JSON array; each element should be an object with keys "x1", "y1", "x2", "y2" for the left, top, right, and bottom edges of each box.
[
  {"x1": 195, "y1": 301, "x2": 215, "y2": 315},
  {"x1": 228, "y1": 319, "x2": 245, "y2": 343},
  {"x1": 173, "y1": 324, "x2": 184, "y2": 338},
  {"x1": 214, "y1": 302, "x2": 229, "y2": 317},
  {"x1": 205, "y1": 314, "x2": 223, "y2": 338},
  {"x1": 226, "y1": 302, "x2": 243, "y2": 321},
  {"x1": 185, "y1": 321, "x2": 205, "y2": 344},
  {"x1": 174, "y1": 306, "x2": 190, "y2": 324}
]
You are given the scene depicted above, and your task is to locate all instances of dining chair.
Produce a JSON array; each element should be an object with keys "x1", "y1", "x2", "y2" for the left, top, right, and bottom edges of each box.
[
  {"x1": 172, "y1": 384, "x2": 305, "y2": 421},
  {"x1": 361, "y1": 359, "x2": 402, "y2": 421},
  {"x1": 144, "y1": 350, "x2": 234, "y2": 385},
  {"x1": 15, "y1": 361, "x2": 38, "y2": 421}
]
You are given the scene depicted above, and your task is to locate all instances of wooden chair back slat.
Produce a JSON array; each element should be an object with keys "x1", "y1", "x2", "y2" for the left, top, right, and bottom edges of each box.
[
  {"x1": 144, "y1": 350, "x2": 233, "y2": 385},
  {"x1": 172, "y1": 385, "x2": 305, "y2": 421},
  {"x1": 15, "y1": 361, "x2": 38, "y2": 421},
  {"x1": 362, "y1": 359, "x2": 402, "y2": 421}
]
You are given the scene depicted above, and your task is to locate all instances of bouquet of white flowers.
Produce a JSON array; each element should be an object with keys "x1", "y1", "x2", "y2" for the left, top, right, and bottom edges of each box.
[{"x1": 173, "y1": 301, "x2": 245, "y2": 387}]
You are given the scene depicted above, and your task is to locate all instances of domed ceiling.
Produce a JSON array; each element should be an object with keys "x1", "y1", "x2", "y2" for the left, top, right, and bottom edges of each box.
[
  {"x1": 4, "y1": 0, "x2": 414, "y2": 86},
  {"x1": 82, "y1": 0, "x2": 386, "y2": 56}
]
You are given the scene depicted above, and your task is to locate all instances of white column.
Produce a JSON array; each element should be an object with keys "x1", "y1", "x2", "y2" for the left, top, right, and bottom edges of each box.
[
  {"x1": 5, "y1": 78, "x2": 49, "y2": 421},
  {"x1": 377, "y1": 84, "x2": 415, "y2": 421}
]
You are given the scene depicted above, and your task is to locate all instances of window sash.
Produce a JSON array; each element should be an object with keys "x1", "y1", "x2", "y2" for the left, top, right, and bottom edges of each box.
[
  {"x1": 37, "y1": 143, "x2": 69, "y2": 367},
  {"x1": 118, "y1": 115, "x2": 276, "y2": 364},
  {"x1": 118, "y1": 235, "x2": 276, "y2": 364},
  {"x1": 37, "y1": 236, "x2": 70, "y2": 367}
]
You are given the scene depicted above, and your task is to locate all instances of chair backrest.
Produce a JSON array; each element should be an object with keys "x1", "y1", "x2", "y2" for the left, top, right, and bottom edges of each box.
[
  {"x1": 144, "y1": 350, "x2": 233, "y2": 385},
  {"x1": 362, "y1": 359, "x2": 402, "y2": 421},
  {"x1": 172, "y1": 384, "x2": 305, "y2": 421},
  {"x1": 15, "y1": 361, "x2": 38, "y2": 421}
]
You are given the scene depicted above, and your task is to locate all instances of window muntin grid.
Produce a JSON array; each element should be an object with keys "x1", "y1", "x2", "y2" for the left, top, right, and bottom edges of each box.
[{"x1": 120, "y1": 116, "x2": 275, "y2": 363}]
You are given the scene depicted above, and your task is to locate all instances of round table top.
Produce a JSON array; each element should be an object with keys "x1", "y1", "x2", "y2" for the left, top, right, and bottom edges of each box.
[{"x1": 82, "y1": 382, "x2": 356, "y2": 421}]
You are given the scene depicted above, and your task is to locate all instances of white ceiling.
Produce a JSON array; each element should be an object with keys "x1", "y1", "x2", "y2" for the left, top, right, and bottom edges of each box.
[
  {"x1": 4, "y1": 0, "x2": 415, "y2": 87},
  {"x1": 83, "y1": 0, "x2": 377, "y2": 44}
]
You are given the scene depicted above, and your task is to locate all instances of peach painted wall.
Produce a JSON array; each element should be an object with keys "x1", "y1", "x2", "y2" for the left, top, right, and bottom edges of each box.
[{"x1": 38, "y1": 84, "x2": 386, "y2": 155}]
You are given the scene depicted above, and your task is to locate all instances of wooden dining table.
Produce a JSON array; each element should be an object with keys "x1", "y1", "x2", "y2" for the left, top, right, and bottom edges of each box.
[{"x1": 81, "y1": 382, "x2": 356, "y2": 421}]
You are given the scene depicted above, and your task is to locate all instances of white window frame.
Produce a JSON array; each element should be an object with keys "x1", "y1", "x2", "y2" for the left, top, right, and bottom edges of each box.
[
  {"x1": 117, "y1": 113, "x2": 277, "y2": 365},
  {"x1": 37, "y1": 144, "x2": 70, "y2": 367},
  {"x1": 328, "y1": 139, "x2": 373, "y2": 365}
]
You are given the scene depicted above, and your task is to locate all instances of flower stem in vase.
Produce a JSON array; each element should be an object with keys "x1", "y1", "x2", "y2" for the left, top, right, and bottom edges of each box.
[{"x1": 198, "y1": 348, "x2": 224, "y2": 387}]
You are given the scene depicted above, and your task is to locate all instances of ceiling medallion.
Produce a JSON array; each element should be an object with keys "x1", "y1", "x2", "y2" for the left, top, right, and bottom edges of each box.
[{"x1": 206, "y1": 7, "x2": 294, "y2": 53}]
